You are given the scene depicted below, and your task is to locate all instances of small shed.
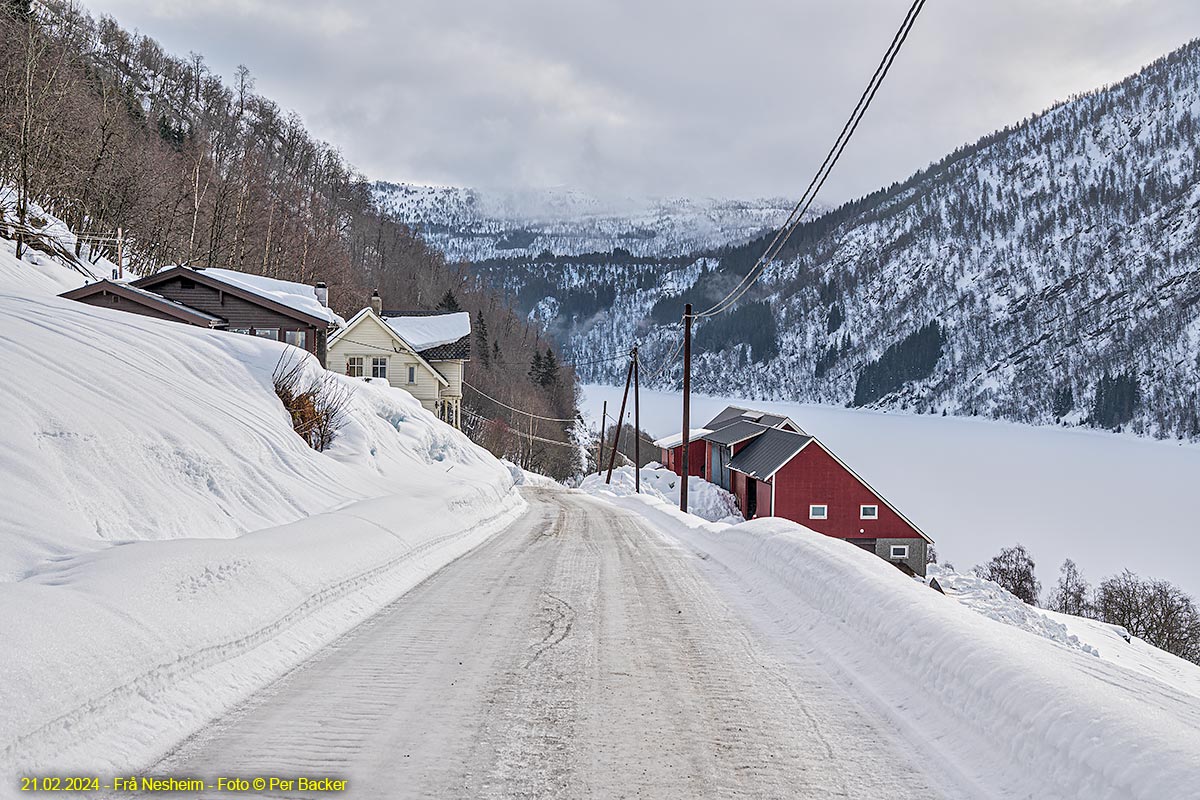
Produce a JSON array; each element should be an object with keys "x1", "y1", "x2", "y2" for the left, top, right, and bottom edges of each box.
[{"x1": 652, "y1": 428, "x2": 711, "y2": 477}]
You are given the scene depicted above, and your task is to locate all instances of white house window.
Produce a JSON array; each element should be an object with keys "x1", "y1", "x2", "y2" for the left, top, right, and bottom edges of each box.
[
  {"x1": 254, "y1": 328, "x2": 279, "y2": 340},
  {"x1": 285, "y1": 330, "x2": 307, "y2": 348},
  {"x1": 809, "y1": 504, "x2": 828, "y2": 520},
  {"x1": 408, "y1": 365, "x2": 416, "y2": 384},
  {"x1": 371, "y1": 357, "x2": 388, "y2": 379},
  {"x1": 890, "y1": 545, "x2": 909, "y2": 560},
  {"x1": 860, "y1": 504, "x2": 879, "y2": 520},
  {"x1": 346, "y1": 356, "x2": 364, "y2": 378}
]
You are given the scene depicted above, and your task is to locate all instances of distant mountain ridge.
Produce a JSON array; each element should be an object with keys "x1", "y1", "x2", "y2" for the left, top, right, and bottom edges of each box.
[
  {"x1": 386, "y1": 38, "x2": 1200, "y2": 442},
  {"x1": 372, "y1": 182, "x2": 803, "y2": 261}
]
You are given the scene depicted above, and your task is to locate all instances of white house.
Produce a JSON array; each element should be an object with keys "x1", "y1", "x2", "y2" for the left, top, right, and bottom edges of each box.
[{"x1": 327, "y1": 293, "x2": 470, "y2": 427}]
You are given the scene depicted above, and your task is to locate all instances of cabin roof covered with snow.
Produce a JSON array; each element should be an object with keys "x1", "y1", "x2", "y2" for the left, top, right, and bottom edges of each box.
[
  {"x1": 136, "y1": 266, "x2": 343, "y2": 326},
  {"x1": 381, "y1": 310, "x2": 471, "y2": 358},
  {"x1": 60, "y1": 279, "x2": 227, "y2": 326},
  {"x1": 652, "y1": 428, "x2": 712, "y2": 449}
]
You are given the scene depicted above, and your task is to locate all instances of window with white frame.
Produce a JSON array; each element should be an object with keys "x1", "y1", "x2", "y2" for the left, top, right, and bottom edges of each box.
[
  {"x1": 407, "y1": 365, "x2": 416, "y2": 384},
  {"x1": 890, "y1": 544, "x2": 909, "y2": 560},
  {"x1": 860, "y1": 504, "x2": 879, "y2": 519},
  {"x1": 371, "y1": 357, "x2": 388, "y2": 379},
  {"x1": 809, "y1": 504, "x2": 828, "y2": 520},
  {"x1": 230, "y1": 327, "x2": 251, "y2": 335},
  {"x1": 284, "y1": 330, "x2": 306, "y2": 348},
  {"x1": 253, "y1": 328, "x2": 279, "y2": 340},
  {"x1": 346, "y1": 356, "x2": 364, "y2": 378}
]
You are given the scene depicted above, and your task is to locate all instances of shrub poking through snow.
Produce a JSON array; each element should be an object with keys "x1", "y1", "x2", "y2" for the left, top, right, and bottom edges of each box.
[{"x1": 272, "y1": 352, "x2": 352, "y2": 452}]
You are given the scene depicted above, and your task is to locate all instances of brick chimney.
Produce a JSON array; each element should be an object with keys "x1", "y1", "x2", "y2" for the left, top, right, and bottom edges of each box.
[{"x1": 370, "y1": 289, "x2": 382, "y2": 316}]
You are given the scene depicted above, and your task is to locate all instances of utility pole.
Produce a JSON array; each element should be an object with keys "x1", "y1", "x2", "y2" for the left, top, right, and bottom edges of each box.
[
  {"x1": 605, "y1": 352, "x2": 634, "y2": 484},
  {"x1": 680, "y1": 304, "x2": 693, "y2": 513},
  {"x1": 597, "y1": 400, "x2": 607, "y2": 476},
  {"x1": 116, "y1": 227, "x2": 123, "y2": 279},
  {"x1": 633, "y1": 345, "x2": 640, "y2": 494}
]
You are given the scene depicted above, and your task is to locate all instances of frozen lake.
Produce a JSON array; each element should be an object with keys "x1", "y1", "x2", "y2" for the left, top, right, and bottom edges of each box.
[{"x1": 581, "y1": 384, "x2": 1200, "y2": 599}]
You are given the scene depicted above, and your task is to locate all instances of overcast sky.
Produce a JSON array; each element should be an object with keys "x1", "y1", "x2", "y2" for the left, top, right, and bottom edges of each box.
[{"x1": 86, "y1": 0, "x2": 1200, "y2": 203}]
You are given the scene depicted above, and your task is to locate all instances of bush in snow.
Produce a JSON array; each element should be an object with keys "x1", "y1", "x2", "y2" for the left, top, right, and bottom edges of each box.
[
  {"x1": 272, "y1": 352, "x2": 353, "y2": 452},
  {"x1": 975, "y1": 544, "x2": 1041, "y2": 606}
]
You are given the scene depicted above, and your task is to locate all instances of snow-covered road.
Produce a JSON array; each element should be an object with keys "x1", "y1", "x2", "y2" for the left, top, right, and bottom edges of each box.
[{"x1": 155, "y1": 488, "x2": 953, "y2": 799}]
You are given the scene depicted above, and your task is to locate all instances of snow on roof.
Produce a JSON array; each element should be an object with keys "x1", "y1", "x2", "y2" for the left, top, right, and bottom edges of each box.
[
  {"x1": 382, "y1": 311, "x2": 471, "y2": 351},
  {"x1": 652, "y1": 428, "x2": 712, "y2": 449},
  {"x1": 165, "y1": 267, "x2": 344, "y2": 326}
]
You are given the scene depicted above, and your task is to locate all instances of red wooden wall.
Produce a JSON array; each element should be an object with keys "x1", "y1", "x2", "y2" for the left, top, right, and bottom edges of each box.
[{"x1": 769, "y1": 442, "x2": 921, "y2": 541}]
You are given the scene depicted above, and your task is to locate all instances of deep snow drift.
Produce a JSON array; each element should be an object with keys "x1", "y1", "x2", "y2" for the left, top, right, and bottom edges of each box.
[
  {"x1": 583, "y1": 384, "x2": 1200, "y2": 598},
  {"x1": 579, "y1": 464, "x2": 742, "y2": 524},
  {"x1": 0, "y1": 241, "x2": 523, "y2": 777},
  {"x1": 579, "y1": 483, "x2": 1200, "y2": 800}
]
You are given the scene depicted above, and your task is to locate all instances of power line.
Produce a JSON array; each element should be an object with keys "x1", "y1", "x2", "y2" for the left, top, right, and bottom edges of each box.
[
  {"x1": 461, "y1": 407, "x2": 584, "y2": 450},
  {"x1": 694, "y1": 0, "x2": 927, "y2": 320},
  {"x1": 463, "y1": 380, "x2": 580, "y2": 423}
]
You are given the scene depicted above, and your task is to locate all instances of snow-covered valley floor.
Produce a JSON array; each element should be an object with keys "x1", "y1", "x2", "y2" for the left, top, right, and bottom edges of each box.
[{"x1": 581, "y1": 384, "x2": 1200, "y2": 598}]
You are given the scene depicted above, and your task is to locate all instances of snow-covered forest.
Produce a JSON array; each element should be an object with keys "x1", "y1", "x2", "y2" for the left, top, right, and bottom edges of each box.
[{"x1": 0, "y1": 0, "x2": 580, "y2": 476}]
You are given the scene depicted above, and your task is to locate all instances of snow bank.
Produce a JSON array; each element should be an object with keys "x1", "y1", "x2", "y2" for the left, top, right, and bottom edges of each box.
[
  {"x1": 383, "y1": 310, "x2": 471, "y2": 350},
  {"x1": 582, "y1": 488, "x2": 1200, "y2": 800},
  {"x1": 930, "y1": 566, "x2": 1200, "y2": 703},
  {"x1": 927, "y1": 565, "x2": 1099, "y2": 657},
  {"x1": 579, "y1": 464, "x2": 742, "y2": 524},
  {"x1": 1, "y1": 239, "x2": 524, "y2": 776}
]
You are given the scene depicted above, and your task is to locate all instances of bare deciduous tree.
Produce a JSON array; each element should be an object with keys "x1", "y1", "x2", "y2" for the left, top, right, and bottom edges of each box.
[{"x1": 976, "y1": 544, "x2": 1041, "y2": 605}]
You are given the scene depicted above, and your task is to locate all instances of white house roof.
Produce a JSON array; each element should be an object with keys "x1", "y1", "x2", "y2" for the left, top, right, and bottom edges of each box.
[
  {"x1": 653, "y1": 428, "x2": 712, "y2": 449},
  {"x1": 162, "y1": 267, "x2": 345, "y2": 326},
  {"x1": 381, "y1": 311, "x2": 471, "y2": 350}
]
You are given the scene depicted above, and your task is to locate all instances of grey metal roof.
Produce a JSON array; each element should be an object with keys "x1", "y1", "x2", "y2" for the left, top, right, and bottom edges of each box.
[
  {"x1": 417, "y1": 334, "x2": 471, "y2": 360},
  {"x1": 728, "y1": 428, "x2": 813, "y2": 480},
  {"x1": 701, "y1": 420, "x2": 770, "y2": 446},
  {"x1": 704, "y1": 405, "x2": 757, "y2": 429},
  {"x1": 703, "y1": 405, "x2": 806, "y2": 435}
]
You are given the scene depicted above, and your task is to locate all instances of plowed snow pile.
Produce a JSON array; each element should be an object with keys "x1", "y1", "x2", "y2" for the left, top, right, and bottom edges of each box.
[
  {"x1": 0, "y1": 242, "x2": 523, "y2": 777},
  {"x1": 583, "y1": 483, "x2": 1200, "y2": 800}
]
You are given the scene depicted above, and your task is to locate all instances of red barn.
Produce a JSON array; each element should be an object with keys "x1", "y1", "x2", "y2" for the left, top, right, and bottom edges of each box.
[
  {"x1": 653, "y1": 428, "x2": 710, "y2": 478},
  {"x1": 661, "y1": 405, "x2": 932, "y2": 576}
]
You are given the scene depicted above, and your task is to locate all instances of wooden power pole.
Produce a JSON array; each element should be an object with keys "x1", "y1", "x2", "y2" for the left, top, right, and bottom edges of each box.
[
  {"x1": 680, "y1": 304, "x2": 693, "y2": 513},
  {"x1": 604, "y1": 352, "x2": 635, "y2": 484},
  {"x1": 633, "y1": 345, "x2": 640, "y2": 494}
]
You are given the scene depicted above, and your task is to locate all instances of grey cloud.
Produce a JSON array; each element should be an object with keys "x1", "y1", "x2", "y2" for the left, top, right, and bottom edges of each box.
[{"x1": 88, "y1": 0, "x2": 1200, "y2": 202}]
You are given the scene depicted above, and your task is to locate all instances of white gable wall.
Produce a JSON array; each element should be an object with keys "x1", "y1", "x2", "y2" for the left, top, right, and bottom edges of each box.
[{"x1": 328, "y1": 313, "x2": 443, "y2": 409}]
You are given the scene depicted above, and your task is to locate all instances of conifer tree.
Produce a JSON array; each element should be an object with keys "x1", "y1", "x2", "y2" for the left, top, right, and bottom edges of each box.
[{"x1": 437, "y1": 290, "x2": 462, "y2": 313}]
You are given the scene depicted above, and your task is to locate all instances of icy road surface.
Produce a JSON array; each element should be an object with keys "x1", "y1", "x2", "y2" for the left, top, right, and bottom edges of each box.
[{"x1": 155, "y1": 489, "x2": 954, "y2": 798}]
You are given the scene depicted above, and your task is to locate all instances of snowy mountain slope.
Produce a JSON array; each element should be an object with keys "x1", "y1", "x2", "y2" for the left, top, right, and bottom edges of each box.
[
  {"x1": 373, "y1": 181, "x2": 802, "y2": 261},
  {"x1": 489, "y1": 39, "x2": 1200, "y2": 443},
  {"x1": 0, "y1": 240, "x2": 524, "y2": 775},
  {"x1": 581, "y1": 484, "x2": 1200, "y2": 800}
]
